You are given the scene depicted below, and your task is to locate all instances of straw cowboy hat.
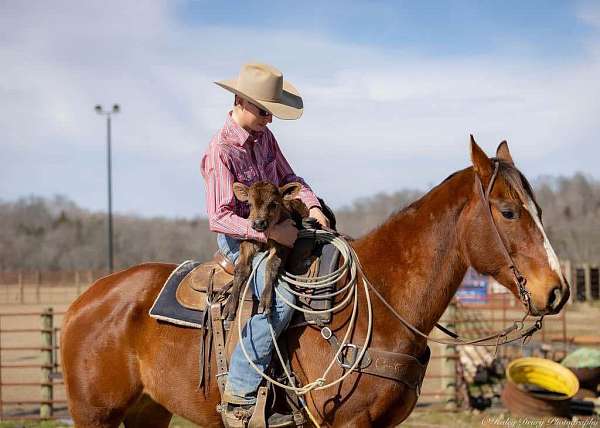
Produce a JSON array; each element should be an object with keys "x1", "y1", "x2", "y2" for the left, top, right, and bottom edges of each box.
[{"x1": 215, "y1": 62, "x2": 303, "y2": 120}]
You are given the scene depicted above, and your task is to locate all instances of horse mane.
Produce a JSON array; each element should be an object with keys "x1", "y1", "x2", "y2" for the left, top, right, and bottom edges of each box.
[
  {"x1": 359, "y1": 158, "x2": 541, "y2": 241},
  {"x1": 494, "y1": 158, "x2": 542, "y2": 218}
]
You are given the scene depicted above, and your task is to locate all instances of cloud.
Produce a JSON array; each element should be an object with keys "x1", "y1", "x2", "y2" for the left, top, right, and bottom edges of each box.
[
  {"x1": 1, "y1": 1, "x2": 599, "y2": 217},
  {"x1": 576, "y1": 1, "x2": 600, "y2": 28}
]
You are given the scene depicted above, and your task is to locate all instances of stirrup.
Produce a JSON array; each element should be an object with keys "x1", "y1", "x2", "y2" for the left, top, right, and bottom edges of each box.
[
  {"x1": 220, "y1": 386, "x2": 295, "y2": 428},
  {"x1": 251, "y1": 386, "x2": 296, "y2": 428}
]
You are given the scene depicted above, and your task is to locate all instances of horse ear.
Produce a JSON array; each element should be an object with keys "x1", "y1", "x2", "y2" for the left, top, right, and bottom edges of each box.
[
  {"x1": 496, "y1": 140, "x2": 514, "y2": 166},
  {"x1": 233, "y1": 182, "x2": 249, "y2": 202},
  {"x1": 280, "y1": 182, "x2": 302, "y2": 200},
  {"x1": 470, "y1": 134, "x2": 493, "y2": 181}
]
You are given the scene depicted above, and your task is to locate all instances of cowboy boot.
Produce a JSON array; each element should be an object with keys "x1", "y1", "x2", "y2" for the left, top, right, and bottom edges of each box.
[
  {"x1": 222, "y1": 387, "x2": 295, "y2": 428},
  {"x1": 221, "y1": 403, "x2": 295, "y2": 428}
]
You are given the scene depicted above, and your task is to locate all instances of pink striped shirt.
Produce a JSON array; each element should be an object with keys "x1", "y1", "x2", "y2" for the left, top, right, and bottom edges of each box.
[{"x1": 201, "y1": 113, "x2": 321, "y2": 242}]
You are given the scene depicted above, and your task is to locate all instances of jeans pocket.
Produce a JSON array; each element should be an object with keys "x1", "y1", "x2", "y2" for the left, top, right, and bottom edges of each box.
[{"x1": 217, "y1": 234, "x2": 241, "y2": 263}]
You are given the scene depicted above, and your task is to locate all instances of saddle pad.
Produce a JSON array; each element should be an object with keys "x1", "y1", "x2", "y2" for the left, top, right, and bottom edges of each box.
[{"x1": 148, "y1": 260, "x2": 205, "y2": 328}]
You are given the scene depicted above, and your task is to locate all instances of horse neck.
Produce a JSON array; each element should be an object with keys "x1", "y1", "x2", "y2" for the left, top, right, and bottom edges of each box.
[{"x1": 353, "y1": 170, "x2": 472, "y2": 340}]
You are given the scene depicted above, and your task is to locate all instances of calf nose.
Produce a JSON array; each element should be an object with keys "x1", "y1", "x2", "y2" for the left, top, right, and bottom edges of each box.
[
  {"x1": 252, "y1": 219, "x2": 267, "y2": 231},
  {"x1": 547, "y1": 286, "x2": 563, "y2": 311}
]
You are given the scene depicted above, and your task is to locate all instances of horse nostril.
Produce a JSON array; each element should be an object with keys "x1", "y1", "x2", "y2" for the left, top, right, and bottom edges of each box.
[{"x1": 547, "y1": 286, "x2": 562, "y2": 309}]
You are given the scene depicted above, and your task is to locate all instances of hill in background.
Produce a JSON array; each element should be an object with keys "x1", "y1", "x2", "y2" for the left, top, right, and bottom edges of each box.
[{"x1": 1, "y1": 173, "x2": 598, "y2": 270}]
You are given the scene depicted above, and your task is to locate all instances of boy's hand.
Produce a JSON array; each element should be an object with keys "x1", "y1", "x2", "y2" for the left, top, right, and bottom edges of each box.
[
  {"x1": 267, "y1": 219, "x2": 298, "y2": 248},
  {"x1": 309, "y1": 207, "x2": 330, "y2": 228}
]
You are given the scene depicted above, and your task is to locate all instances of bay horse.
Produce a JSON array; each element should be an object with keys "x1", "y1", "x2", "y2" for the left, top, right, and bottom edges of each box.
[{"x1": 61, "y1": 138, "x2": 570, "y2": 427}]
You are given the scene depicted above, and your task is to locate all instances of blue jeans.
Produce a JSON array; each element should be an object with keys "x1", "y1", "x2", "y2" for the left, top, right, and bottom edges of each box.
[{"x1": 217, "y1": 234, "x2": 296, "y2": 405}]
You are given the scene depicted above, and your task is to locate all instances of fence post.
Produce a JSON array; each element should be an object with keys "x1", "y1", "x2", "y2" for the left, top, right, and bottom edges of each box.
[
  {"x1": 583, "y1": 263, "x2": 591, "y2": 303},
  {"x1": 36, "y1": 271, "x2": 42, "y2": 304},
  {"x1": 40, "y1": 308, "x2": 54, "y2": 419},
  {"x1": 443, "y1": 299, "x2": 457, "y2": 410},
  {"x1": 75, "y1": 270, "x2": 81, "y2": 297},
  {"x1": 18, "y1": 271, "x2": 24, "y2": 304},
  {"x1": 0, "y1": 314, "x2": 3, "y2": 420}
]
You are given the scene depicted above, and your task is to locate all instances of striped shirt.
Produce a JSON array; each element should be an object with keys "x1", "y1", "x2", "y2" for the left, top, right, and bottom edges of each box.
[{"x1": 201, "y1": 112, "x2": 321, "y2": 242}]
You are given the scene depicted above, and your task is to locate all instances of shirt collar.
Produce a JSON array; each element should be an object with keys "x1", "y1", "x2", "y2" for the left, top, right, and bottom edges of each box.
[
  {"x1": 223, "y1": 112, "x2": 250, "y2": 147},
  {"x1": 222, "y1": 112, "x2": 265, "y2": 147}
]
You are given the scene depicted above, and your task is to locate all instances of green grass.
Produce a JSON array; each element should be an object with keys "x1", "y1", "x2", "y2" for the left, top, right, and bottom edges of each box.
[{"x1": 0, "y1": 422, "x2": 70, "y2": 428}]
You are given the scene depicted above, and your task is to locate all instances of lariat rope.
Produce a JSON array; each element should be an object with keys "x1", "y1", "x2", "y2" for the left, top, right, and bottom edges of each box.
[{"x1": 237, "y1": 229, "x2": 373, "y2": 396}]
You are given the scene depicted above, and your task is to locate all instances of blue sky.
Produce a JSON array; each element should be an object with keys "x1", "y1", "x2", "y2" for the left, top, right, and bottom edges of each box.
[
  {"x1": 1, "y1": 1, "x2": 599, "y2": 218},
  {"x1": 178, "y1": 1, "x2": 590, "y2": 58}
]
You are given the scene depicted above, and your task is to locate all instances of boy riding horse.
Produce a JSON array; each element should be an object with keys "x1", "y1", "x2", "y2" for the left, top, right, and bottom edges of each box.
[{"x1": 201, "y1": 62, "x2": 329, "y2": 426}]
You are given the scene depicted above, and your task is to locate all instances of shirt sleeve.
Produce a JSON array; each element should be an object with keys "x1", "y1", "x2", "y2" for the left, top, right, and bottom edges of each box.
[
  {"x1": 201, "y1": 144, "x2": 268, "y2": 242},
  {"x1": 271, "y1": 134, "x2": 322, "y2": 210}
]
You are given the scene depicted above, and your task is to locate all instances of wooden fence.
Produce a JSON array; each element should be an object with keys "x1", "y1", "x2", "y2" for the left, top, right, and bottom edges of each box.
[
  {"x1": 0, "y1": 270, "x2": 105, "y2": 304},
  {"x1": 566, "y1": 262, "x2": 600, "y2": 302},
  {"x1": 0, "y1": 309, "x2": 66, "y2": 420}
]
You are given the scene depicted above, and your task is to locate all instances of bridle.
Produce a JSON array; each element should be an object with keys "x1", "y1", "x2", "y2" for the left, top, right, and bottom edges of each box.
[
  {"x1": 359, "y1": 159, "x2": 544, "y2": 349},
  {"x1": 475, "y1": 160, "x2": 532, "y2": 314}
]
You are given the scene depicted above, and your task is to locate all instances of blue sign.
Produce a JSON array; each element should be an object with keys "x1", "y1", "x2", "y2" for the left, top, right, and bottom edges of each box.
[{"x1": 456, "y1": 267, "x2": 489, "y2": 303}]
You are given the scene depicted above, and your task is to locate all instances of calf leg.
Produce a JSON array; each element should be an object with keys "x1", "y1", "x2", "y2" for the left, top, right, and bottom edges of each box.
[
  {"x1": 258, "y1": 248, "x2": 281, "y2": 316},
  {"x1": 224, "y1": 244, "x2": 256, "y2": 320}
]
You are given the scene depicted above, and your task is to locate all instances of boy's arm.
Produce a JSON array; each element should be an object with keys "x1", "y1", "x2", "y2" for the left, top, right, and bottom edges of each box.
[{"x1": 201, "y1": 147, "x2": 267, "y2": 242}]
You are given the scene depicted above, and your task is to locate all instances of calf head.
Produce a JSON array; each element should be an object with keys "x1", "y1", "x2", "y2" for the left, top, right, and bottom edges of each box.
[{"x1": 233, "y1": 181, "x2": 303, "y2": 232}]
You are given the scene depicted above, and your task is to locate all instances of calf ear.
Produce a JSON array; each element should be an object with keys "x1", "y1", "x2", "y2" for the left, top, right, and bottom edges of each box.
[
  {"x1": 280, "y1": 182, "x2": 302, "y2": 200},
  {"x1": 233, "y1": 182, "x2": 249, "y2": 202},
  {"x1": 496, "y1": 140, "x2": 514, "y2": 166},
  {"x1": 470, "y1": 134, "x2": 493, "y2": 182}
]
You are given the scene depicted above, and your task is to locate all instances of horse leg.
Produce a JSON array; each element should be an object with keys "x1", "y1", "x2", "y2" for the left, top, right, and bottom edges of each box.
[
  {"x1": 123, "y1": 394, "x2": 172, "y2": 428},
  {"x1": 65, "y1": 373, "x2": 142, "y2": 428}
]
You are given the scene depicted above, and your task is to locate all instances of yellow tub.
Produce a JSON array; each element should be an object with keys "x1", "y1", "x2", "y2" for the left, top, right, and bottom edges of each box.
[{"x1": 506, "y1": 357, "x2": 579, "y2": 399}]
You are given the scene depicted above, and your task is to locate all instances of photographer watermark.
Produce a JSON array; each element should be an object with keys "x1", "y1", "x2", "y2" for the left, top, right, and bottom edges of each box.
[{"x1": 482, "y1": 414, "x2": 598, "y2": 427}]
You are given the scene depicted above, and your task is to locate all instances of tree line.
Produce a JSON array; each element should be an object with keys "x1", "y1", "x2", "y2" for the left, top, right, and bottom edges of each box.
[{"x1": 0, "y1": 173, "x2": 598, "y2": 271}]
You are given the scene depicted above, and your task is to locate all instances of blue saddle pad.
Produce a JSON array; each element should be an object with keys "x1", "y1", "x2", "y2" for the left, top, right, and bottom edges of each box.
[{"x1": 148, "y1": 260, "x2": 204, "y2": 328}]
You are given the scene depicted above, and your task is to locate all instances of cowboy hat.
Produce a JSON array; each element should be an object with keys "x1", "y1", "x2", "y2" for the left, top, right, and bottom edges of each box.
[{"x1": 215, "y1": 62, "x2": 303, "y2": 120}]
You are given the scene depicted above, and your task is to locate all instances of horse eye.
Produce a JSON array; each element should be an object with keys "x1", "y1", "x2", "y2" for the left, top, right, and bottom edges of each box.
[
  {"x1": 269, "y1": 202, "x2": 279, "y2": 209},
  {"x1": 501, "y1": 210, "x2": 515, "y2": 220}
]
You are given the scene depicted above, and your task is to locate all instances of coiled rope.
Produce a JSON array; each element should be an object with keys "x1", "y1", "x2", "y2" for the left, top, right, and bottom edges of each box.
[{"x1": 235, "y1": 229, "x2": 372, "y2": 426}]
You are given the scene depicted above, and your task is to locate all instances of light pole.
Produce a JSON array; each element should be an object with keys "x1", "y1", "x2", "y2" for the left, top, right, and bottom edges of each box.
[{"x1": 94, "y1": 104, "x2": 120, "y2": 273}]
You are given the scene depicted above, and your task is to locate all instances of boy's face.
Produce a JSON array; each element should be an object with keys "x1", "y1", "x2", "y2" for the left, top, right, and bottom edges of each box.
[{"x1": 238, "y1": 98, "x2": 273, "y2": 132}]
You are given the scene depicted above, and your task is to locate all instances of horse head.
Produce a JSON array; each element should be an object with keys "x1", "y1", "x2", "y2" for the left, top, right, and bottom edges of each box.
[{"x1": 460, "y1": 136, "x2": 570, "y2": 316}]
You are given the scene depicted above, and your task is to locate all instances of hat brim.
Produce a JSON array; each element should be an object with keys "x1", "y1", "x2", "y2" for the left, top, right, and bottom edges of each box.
[{"x1": 215, "y1": 79, "x2": 303, "y2": 120}]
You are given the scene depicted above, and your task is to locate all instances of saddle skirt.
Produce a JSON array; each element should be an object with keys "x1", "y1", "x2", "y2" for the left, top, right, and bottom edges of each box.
[{"x1": 176, "y1": 252, "x2": 237, "y2": 312}]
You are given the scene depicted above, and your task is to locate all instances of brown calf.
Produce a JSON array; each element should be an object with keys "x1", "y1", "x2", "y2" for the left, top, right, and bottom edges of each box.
[{"x1": 222, "y1": 181, "x2": 309, "y2": 320}]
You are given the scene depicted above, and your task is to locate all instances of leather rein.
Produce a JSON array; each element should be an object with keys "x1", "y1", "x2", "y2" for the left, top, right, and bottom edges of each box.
[{"x1": 354, "y1": 160, "x2": 544, "y2": 349}]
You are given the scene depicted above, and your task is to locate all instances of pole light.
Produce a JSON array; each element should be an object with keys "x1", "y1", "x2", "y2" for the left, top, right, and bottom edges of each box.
[{"x1": 94, "y1": 104, "x2": 120, "y2": 273}]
